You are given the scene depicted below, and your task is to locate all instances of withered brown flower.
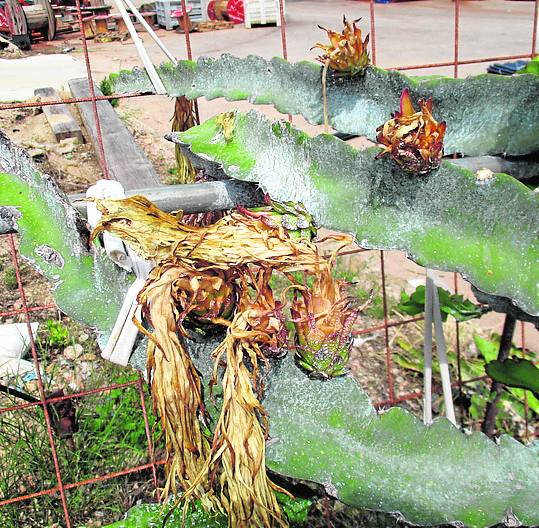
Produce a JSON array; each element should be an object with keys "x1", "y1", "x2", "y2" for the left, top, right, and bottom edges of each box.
[
  {"x1": 135, "y1": 264, "x2": 216, "y2": 507},
  {"x1": 182, "y1": 269, "x2": 291, "y2": 528},
  {"x1": 312, "y1": 16, "x2": 370, "y2": 76},
  {"x1": 171, "y1": 96, "x2": 198, "y2": 185},
  {"x1": 376, "y1": 88, "x2": 447, "y2": 175},
  {"x1": 169, "y1": 263, "x2": 236, "y2": 328}
]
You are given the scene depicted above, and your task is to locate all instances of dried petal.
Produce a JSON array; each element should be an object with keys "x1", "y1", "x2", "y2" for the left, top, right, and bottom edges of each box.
[
  {"x1": 136, "y1": 264, "x2": 217, "y2": 508},
  {"x1": 215, "y1": 111, "x2": 236, "y2": 141},
  {"x1": 182, "y1": 273, "x2": 290, "y2": 528},
  {"x1": 399, "y1": 88, "x2": 416, "y2": 117},
  {"x1": 171, "y1": 96, "x2": 198, "y2": 184}
]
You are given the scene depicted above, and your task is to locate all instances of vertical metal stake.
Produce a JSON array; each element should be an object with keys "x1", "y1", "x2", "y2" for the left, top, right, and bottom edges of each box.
[
  {"x1": 423, "y1": 272, "x2": 434, "y2": 424},
  {"x1": 428, "y1": 270, "x2": 457, "y2": 426}
]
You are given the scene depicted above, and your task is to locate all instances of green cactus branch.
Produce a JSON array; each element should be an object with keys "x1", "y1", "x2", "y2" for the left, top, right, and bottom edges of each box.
[
  {"x1": 109, "y1": 55, "x2": 539, "y2": 157},
  {"x1": 171, "y1": 111, "x2": 539, "y2": 317},
  {"x1": 263, "y1": 356, "x2": 539, "y2": 528},
  {"x1": 128, "y1": 340, "x2": 539, "y2": 528},
  {"x1": 0, "y1": 131, "x2": 128, "y2": 334},
  {"x1": 109, "y1": 345, "x2": 539, "y2": 528},
  {"x1": 103, "y1": 501, "x2": 227, "y2": 528}
]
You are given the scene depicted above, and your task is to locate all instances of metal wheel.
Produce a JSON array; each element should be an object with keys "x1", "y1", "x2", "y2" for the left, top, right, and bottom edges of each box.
[
  {"x1": 35, "y1": 0, "x2": 56, "y2": 40},
  {"x1": 5, "y1": 0, "x2": 28, "y2": 36}
]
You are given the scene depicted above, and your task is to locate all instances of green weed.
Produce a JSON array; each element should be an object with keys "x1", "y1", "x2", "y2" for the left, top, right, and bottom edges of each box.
[
  {"x1": 355, "y1": 288, "x2": 387, "y2": 319},
  {"x1": 164, "y1": 166, "x2": 183, "y2": 185},
  {"x1": 332, "y1": 261, "x2": 397, "y2": 320},
  {"x1": 45, "y1": 319, "x2": 71, "y2": 347},
  {"x1": 99, "y1": 77, "x2": 119, "y2": 107},
  {"x1": 3, "y1": 267, "x2": 18, "y2": 290}
]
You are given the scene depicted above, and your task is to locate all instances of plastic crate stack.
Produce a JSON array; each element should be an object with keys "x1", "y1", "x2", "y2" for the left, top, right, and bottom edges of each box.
[
  {"x1": 244, "y1": 0, "x2": 282, "y2": 28},
  {"x1": 156, "y1": 0, "x2": 207, "y2": 30}
]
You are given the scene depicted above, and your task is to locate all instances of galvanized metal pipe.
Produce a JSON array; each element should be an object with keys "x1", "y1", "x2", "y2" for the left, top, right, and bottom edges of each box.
[
  {"x1": 0, "y1": 180, "x2": 263, "y2": 234},
  {"x1": 70, "y1": 180, "x2": 262, "y2": 217}
]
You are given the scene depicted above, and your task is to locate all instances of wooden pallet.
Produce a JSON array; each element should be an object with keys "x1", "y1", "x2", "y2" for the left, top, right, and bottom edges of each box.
[{"x1": 193, "y1": 19, "x2": 233, "y2": 31}]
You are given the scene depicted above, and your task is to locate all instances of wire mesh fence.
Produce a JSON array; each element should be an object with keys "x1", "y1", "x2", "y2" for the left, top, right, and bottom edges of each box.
[{"x1": 0, "y1": 0, "x2": 537, "y2": 525}]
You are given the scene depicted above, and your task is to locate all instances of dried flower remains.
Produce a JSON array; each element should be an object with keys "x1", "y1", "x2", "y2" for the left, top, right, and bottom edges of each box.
[
  {"x1": 376, "y1": 88, "x2": 447, "y2": 175},
  {"x1": 90, "y1": 194, "x2": 366, "y2": 527},
  {"x1": 313, "y1": 16, "x2": 370, "y2": 76}
]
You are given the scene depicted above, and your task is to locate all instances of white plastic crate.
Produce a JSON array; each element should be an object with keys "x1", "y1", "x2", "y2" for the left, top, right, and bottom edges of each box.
[
  {"x1": 155, "y1": 0, "x2": 207, "y2": 30},
  {"x1": 244, "y1": 0, "x2": 283, "y2": 29}
]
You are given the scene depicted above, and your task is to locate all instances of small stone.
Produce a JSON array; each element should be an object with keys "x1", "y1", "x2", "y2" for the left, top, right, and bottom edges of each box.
[
  {"x1": 24, "y1": 380, "x2": 39, "y2": 394},
  {"x1": 79, "y1": 353, "x2": 96, "y2": 361},
  {"x1": 55, "y1": 139, "x2": 78, "y2": 155},
  {"x1": 475, "y1": 168, "x2": 494, "y2": 182},
  {"x1": 79, "y1": 332, "x2": 89, "y2": 342},
  {"x1": 63, "y1": 343, "x2": 84, "y2": 360},
  {"x1": 78, "y1": 362, "x2": 93, "y2": 380},
  {"x1": 27, "y1": 148, "x2": 46, "y2": 159}
]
